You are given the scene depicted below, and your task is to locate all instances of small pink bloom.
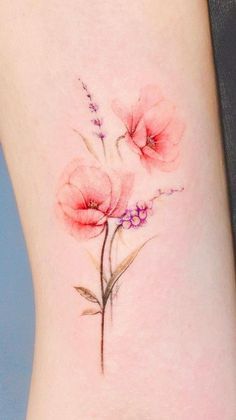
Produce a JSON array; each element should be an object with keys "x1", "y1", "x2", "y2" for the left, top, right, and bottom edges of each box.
[
  {"x1": 146, "y1": 200, "x2": 153, "y2": 209},
  {"x1": 122, "y1": 220, "x2": 131, "y2": 229},
  {"x1": 130, "y1": 209, "x2": 138, "y2": 217},
  {"x1": 89, "y1": 103, "x2": 99, "y2": 112},
  {"x1": 139, "y1": 210, "x2": 147, "y2": 220},
  {"x1": 112, "y1": 85, "x2": 185, "y2": 171},
  {"x1": 91, "y1": 118, "x2": 103, "y2": 127},
  {"x1": 131, "y1": 215, "x2": 141, "y2": 226},
  {"x1": 122, "y1": 213, "x2": 131, "y2": 221},
  {"x1": 56, "y1": 160, "x2": 133, "y2": 240},
  {"x1": 96, "y1": 132, "x2": 106, "y2": 141}
]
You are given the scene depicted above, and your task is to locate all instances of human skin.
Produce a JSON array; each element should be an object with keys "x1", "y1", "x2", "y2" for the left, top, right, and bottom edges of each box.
[{"x1": 0, "y1": 1, "x2": 236, "y2": 419}]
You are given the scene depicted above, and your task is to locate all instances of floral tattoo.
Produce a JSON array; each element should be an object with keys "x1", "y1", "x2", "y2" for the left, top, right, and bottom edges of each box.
[{"x1": 56, "y1": 80, "x2": 185, "y2": 373}]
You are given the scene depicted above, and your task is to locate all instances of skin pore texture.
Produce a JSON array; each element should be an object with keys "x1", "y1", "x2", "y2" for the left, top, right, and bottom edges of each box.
[{"x1": 0, "y1": 1, "x2": 236, "y2": 419}]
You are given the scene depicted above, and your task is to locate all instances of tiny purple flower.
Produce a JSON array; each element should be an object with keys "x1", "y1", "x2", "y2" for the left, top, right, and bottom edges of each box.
[
  {"x1": 96, "y1": 132, "x2": 106, "y2": 141},
  {"x1": 139, "y1": 210, "x2": 147, "y2": 220},
  {"x1": 118, "y1": 200, "x2": 153, "y2": 229},
  {"x1": 122, "y1": 220, "x2": 132, "y2": 229},
  {"x1": 136, "y1": 200, "x2": 146, "y2": 210},
  {"x1": 78, "y1": 78, "x2": 107, "y2": 144},
  {"x1": 92, "y1": 118, "x2": 103, "y2": 127},
  {"x1": 118, "y1": 188, "x2": 183, "y2": 230},
  {"x1": 130, "y1": 209, "x2": 138, "y2": 217},
  {"x1": 131, "y1": 215, "x2": 141, "y2": 226},
  {"x1": 89, "y1": 103, "x2": 99, "y2": 112},
  {"x1": 81, "y1": 82, "x2": 87, "y2": 90}
]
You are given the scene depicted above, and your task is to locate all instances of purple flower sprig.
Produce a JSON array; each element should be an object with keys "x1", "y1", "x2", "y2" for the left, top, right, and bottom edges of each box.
[
  {"x1": 118, "y1": 187, "x2": 184, "y2": 230},
  {"x1": 89, "y1": 103, "x2": 99, "y2": 113},
  {"x1": 153, "y1": 186, "x2": 184, "y2": 199},
  {"x1": 78, "y1": 78, "x2": 106, "y2": 146},
  {"x1": 118, "y1": 200, "x2": 153, "y2": 230}
]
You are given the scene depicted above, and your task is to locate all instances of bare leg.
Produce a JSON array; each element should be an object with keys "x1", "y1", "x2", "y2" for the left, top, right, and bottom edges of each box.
[{"x1": 0, "y1": 1, "x2": 235, "y2": 419}]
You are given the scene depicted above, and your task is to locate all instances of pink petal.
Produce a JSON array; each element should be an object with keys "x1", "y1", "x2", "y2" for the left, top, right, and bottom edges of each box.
[
  {"x1": 144, "y1": 100, "x2": 175, "y2": 137},
  {"x1": 69, "y1": 165, "x2": 112, "y2": 212},
  {"x1": 112, "y1": 86, "x2": 163, "y2": 136},
  {"x1": 142, "y1": 145, "x2": 159, "y2": 160},
  {"x1": 57, "y1": 183, "x2": 87, "y2": 210},
  {"x1": 142, "y1": 145, "x2": 180, "y2": 172},
  {"x1": 158, "y1": 115, "x2": 185, "y2": 145},
  {"x1": 56, "y1": 201, "x2": 107, "y2": 240},
  {"x1": 139, "y1": 85, "x2": 163, "y2": 109},
  {"x1": 131, "y1": 121, "x2": 147, "y2": 148},
  {"x1": 71, "y1": 222, "x2": 106, "y2": 240},
  {"x1": 111, "y1": 99, "x2": 133, "y2": 130},
  {"x1": 155, "y1": 155, "x2": 180, "y2": 171},
  {"x1": 56, "y1": 201, "x2": 75, "y2": 234},
  {"x1": 126, "y1": 134, "x2": 143, "y2": 155},
  {"x1": 58, "y1": 158, "x2": 95, "y2": 185},
  {"x1": 60, "y1": 206, "x2": 106, "y2": 225},
  {"x1": 109, "y1": 172, "x2": 134, "y2": 217},
  {"x1": 133, "y1": 85, "x2": 163, "y2": 122},
  {"x1": 154, "y1": 140, "x2": 179, "y2": 161}
]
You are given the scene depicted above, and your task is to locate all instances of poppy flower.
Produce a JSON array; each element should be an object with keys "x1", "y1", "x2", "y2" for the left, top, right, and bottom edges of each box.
[
  {"x1": 56, "y1": 160, "x2": 133, "y2": 240},
  {"x1": 112, "y1": 85, "x2": 185, "y2": 171}
]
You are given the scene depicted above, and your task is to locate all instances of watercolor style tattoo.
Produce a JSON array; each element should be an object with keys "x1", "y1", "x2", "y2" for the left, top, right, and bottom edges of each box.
[{"x1": 56, "y1": 80, "x2": 185, "y2": 373}]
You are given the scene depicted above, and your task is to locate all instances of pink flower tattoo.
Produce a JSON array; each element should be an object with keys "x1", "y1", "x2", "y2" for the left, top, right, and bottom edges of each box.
[
  {"x1": 112, "y1": 85, "x2": 185, "y2": 171},
  {"x1": 56, "y1": 81, "x2": 185, "y2": 373},
  {"x1": 56, "y1": 160, "x2": 133, "y2": 240}
]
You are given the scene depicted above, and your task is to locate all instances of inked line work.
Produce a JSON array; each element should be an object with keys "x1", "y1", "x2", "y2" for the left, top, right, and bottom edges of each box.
[{"x1": 56, "y1": 81, "x2": 185, "y2": 373}]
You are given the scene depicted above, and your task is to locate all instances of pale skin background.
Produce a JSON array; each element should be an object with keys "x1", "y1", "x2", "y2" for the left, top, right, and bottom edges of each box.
[{"x1": 0, "y1": 1, "x2": 236, "y2": 419}]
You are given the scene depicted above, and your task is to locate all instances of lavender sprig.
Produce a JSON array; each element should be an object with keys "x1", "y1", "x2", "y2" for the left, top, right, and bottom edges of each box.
[
  {"x1": 78, "y1": 78, "x2": 106, "y2": 157},
  {"x1": 118, "y1": 200, "x2": 153, "y2": 229},
  {"x1": 153, "y1": 186, "x2": 184, "y2": 199},
  {"x1": 118, "y1": 187, "x2": 184, "y2": 230}
]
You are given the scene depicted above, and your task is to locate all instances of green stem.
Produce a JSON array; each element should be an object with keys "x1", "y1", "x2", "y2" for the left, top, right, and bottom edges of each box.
[
  {"x1": 108, "y1": 225, "x2": 120, "y2": 277},
  {"x1": 104, "y1": 235, "x2": 158, "y2": 306},
  {"x1": 115, "y1": 134, "x2": 125, "y2": 159},
  {"x1": 100, "y1": 308, "x2": 105, "y2": 374},
  {"x1": 100, "y1": 222, "x2": 109, "y2": 374},
  {"x1": 73, "y1": 129, "x2": 99, "y2": 161},
  {"x1": 101, "y1": 140, "x2": 107, "y2": 161},
  {"x1": 108, "y1": 225, "x2": 121, "y2": 320}
]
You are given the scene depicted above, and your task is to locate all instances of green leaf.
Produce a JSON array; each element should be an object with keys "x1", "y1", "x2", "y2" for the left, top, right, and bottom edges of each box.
[
  {"x1": 86, "y1": 251, "x2": 100, "y2": 271},
  {"x1": 115, "y1": 134, "x2": 125, "y2": 159},
  {"x1": 73, "y1": 129, "x2": 99, "y2": 161},
  {"x1": 86, "y1": 250, "x2": 107, "y2": 283},
  {"x1": 74, "y1": 286, "x2": 101, "y2": 306},
  {"x1": 104, "y1": 235, "x2": 158, "y2": 305},
  {"x1": 81, "y1": 308, "x2": 101, "y2": 316},
  {"x1": 117, "y1": 225, "x2": 126, "y2": 245}
]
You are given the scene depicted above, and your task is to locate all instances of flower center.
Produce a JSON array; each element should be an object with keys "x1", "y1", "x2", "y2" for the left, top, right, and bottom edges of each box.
[
  {"x1": 146, "y1": 135, "x2": 156, "y2": 149},
  {"x1": 88, "y1": 200, "x2": 99, "y2": 209}
]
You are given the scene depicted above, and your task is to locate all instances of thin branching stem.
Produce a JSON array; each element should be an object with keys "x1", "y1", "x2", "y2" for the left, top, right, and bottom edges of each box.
[
  {"x1": 108, "y1": 225, "x2": 121, "y2": 277},
  {"x1": 108, "y1": 225, "x2": 121, "y2": 321},
  {"x1": 100, "y1": 222, "x2": 109, "y2": 374},
  {"x1": 101, "y1": 140, "x2": 107, "y2": 161},
  {"x1": 115, "y1": 134, "x2": 126, "y2": 159}
]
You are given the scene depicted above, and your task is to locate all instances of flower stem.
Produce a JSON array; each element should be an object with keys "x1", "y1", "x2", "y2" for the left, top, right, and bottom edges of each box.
[
  {"x1": 101, "y1": 308, "x2": 105, "y2": 374},
  {"x1": 108, "y1": 225, "x2": 120, "y2": 276},
  {"x1": 108, "y1": 225, "x2": 121, "y2": 321},
  {"x1": 78, "y1": 78, "x2": 107, "y2": 161},
  {"x1": 100, "y1": 222, "x2": 109, "y2": 373},
  {"x1": 115, "y1": 134, "x2": 126, "y2": 159},
  {"x1": 101, "y1": 139, "x2": 107, "y2": 161}
]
